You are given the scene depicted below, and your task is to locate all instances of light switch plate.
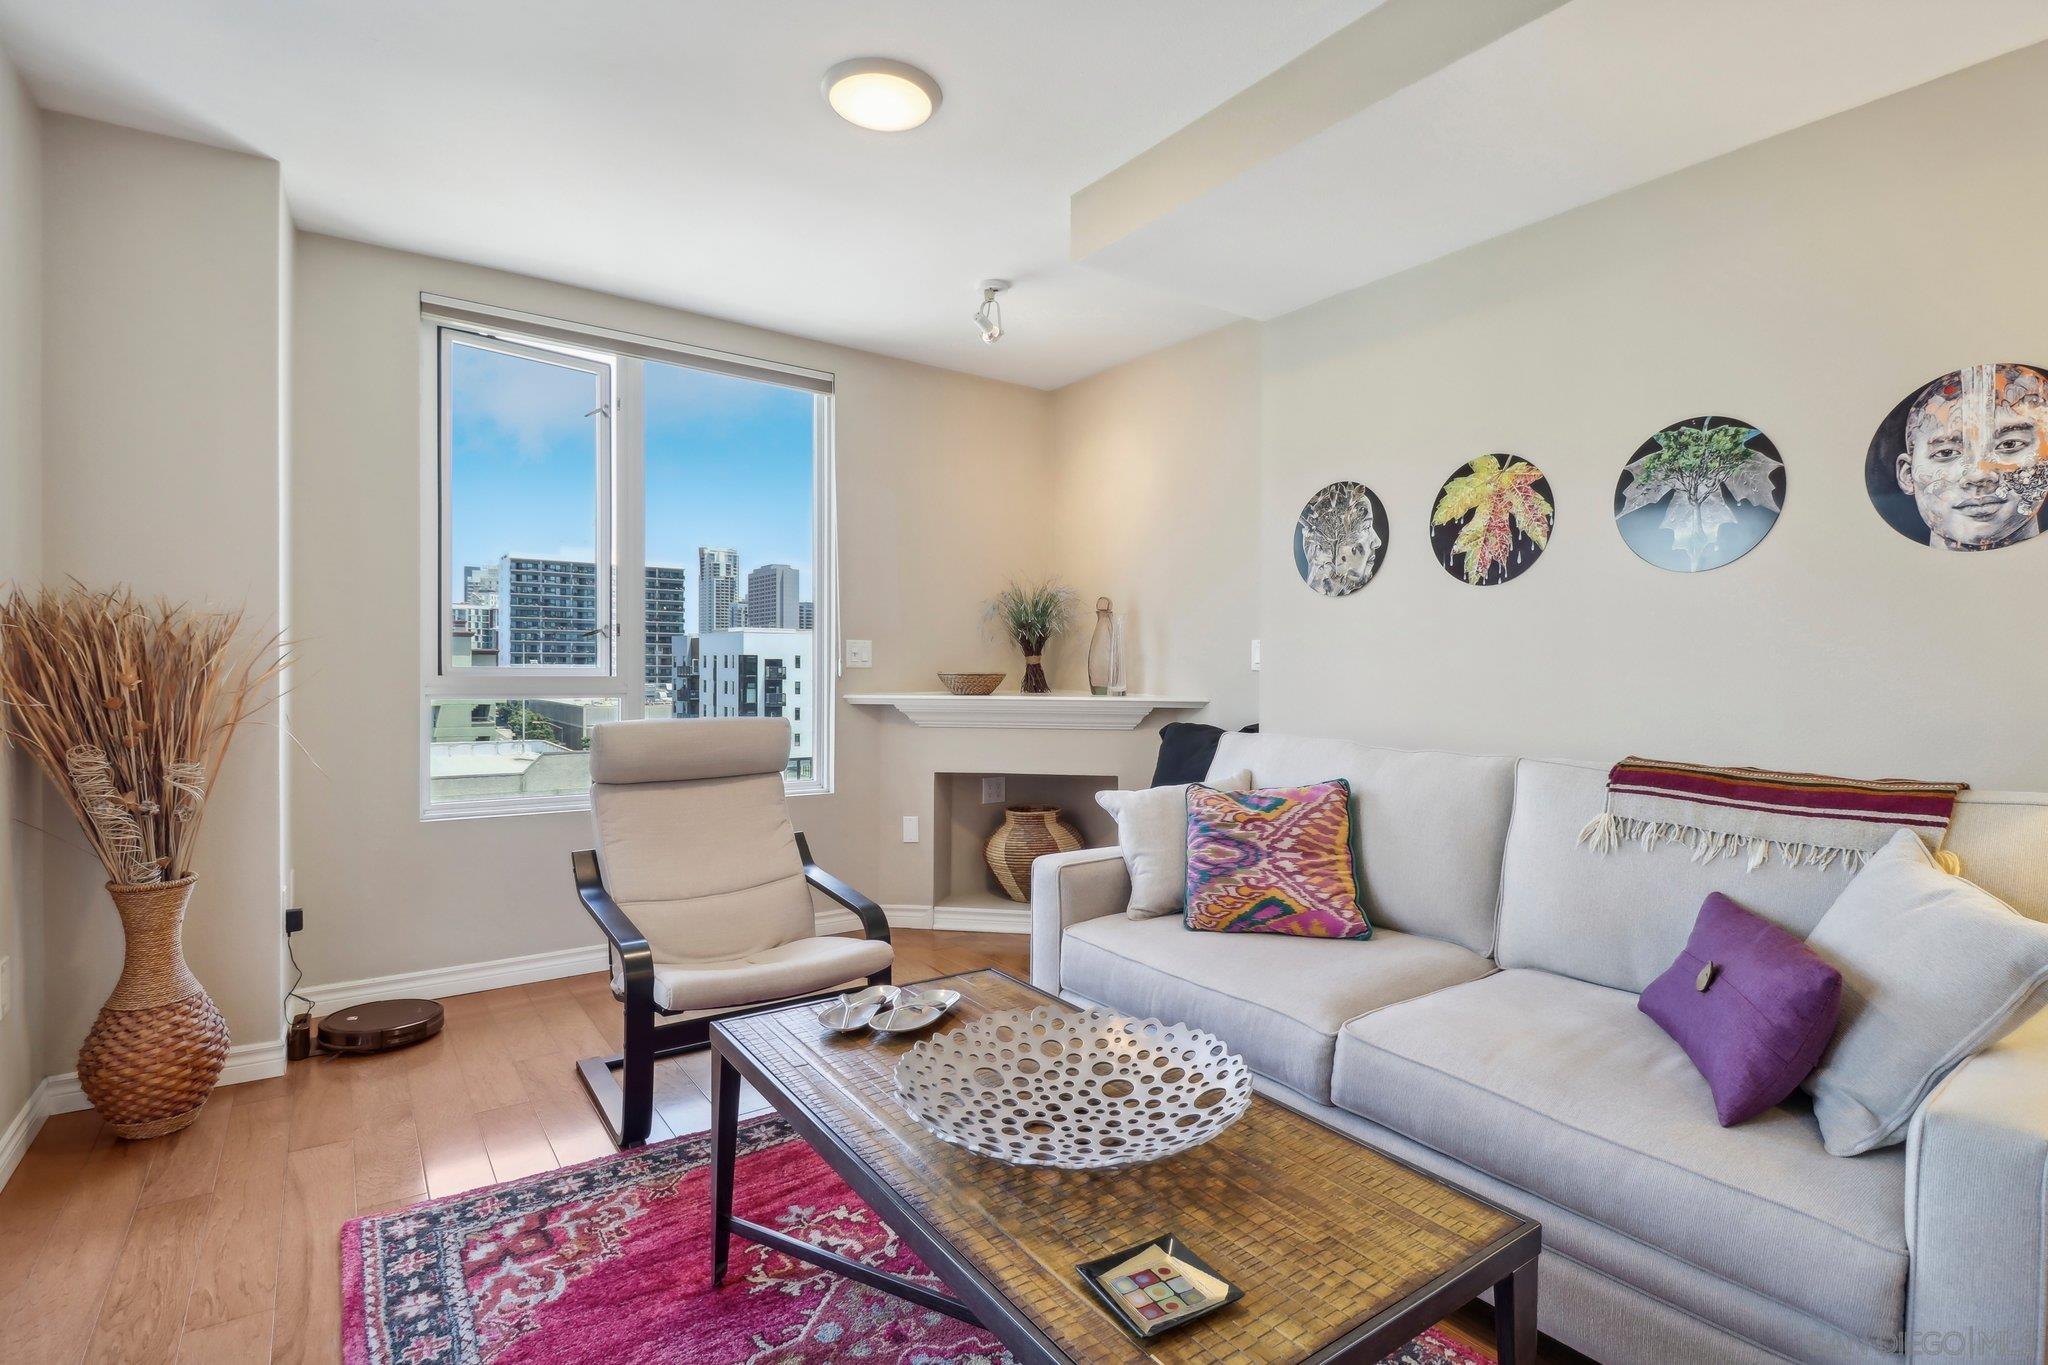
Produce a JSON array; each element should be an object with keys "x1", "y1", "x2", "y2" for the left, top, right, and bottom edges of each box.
[
  {"x1": 846, "y1": 639, "x2": 873, "y2": 668},
  {"x1": 1251, "y1": 639, "x2": 1261, "y2": 672},
  {"x1": 902, "y1": 815, "x2": 919, "y2": 843},
  {"x1": 0, "y1": 955, "x2": 11, "y2": 1023},
  {"x1": 981, "y1": 776, "x2": 1006, "y2": 804}
]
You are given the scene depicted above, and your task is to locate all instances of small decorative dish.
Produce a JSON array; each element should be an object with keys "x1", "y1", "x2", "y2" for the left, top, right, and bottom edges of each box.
[
  {"x1": 870, "y1": 987, "x2": 961, "y2": 1035},
  {"x1": 937, "y1": 672, "x2": 1004, "y2": 696},
  {"x1": 817, "y1": 984, "x2": 899, "y2": 1033},
  {"x1": 1077, "y1": 1232, "x2": 1241, "y2": 1339}
]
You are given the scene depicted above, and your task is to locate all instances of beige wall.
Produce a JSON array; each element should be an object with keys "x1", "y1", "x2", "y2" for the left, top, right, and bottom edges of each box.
[
  {"x1": 1048, "y1": 322, "x2": 1261, "y2": 724},
  {"x1": 37, "y1": 115, "x2": 288, "y2": 1073},
  {"x1": 0, "y1": 41, "x2": 41, "y2": 1123},
  {"x1": 1255, "y1": 42, "x2": 2048, "y2": 791},
  {"x1": 289, "y1": 235, "x2": 1070, "y2": 987}
]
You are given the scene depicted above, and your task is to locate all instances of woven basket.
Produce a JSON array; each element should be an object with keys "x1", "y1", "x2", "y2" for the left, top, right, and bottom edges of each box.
[
  {"x1": 984, "y1": 805, "x2": 1083, "y2": 903},
  {"x1": 76, "y1": 877, "x2": 229, "y2": 1138},
  {"x1": 938, "y1": 672, "x2": 1005, "y2": 696}
]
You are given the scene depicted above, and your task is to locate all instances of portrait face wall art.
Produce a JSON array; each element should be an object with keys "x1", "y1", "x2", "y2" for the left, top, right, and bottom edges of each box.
[
  {"x1": 1867, "y1": 364, "x2": 2048, "y2": 551},
  {"x1": 1615, "y1": 417, "x2": 1785, "y2": 572},
  {"x1": 1293, "y1": 481, "x2": 1387, "y2": 596},
  {"x1": 1429, "y1": 455, "x2": 1553, "y2": 586}
]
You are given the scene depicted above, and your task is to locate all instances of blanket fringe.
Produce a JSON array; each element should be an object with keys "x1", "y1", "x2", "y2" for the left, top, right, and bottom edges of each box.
[{"x1": 1577, "y1": 813, "x2": 1883, "y2": 871}]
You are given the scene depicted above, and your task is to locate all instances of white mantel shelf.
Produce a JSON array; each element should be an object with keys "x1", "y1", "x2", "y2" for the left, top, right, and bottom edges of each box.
[{"x1": 845, "y1": 692, "x2": 1207, "y2": 730}]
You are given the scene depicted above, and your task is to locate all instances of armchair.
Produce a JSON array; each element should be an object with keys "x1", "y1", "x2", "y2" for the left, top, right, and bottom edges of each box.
[{"x1": 571, "y1": 717, "x2": 892, "y2": 1148}]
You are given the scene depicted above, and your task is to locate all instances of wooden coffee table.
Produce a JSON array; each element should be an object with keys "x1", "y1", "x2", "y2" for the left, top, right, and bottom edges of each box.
[{"x1": 709, "y1": 968, "x2": 1541, "y2": 1363}]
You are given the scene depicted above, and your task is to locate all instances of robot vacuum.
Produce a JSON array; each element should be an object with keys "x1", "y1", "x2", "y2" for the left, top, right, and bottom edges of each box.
[{"x1": 316, "y1": 998, "x2": 445, "y2": 1054}]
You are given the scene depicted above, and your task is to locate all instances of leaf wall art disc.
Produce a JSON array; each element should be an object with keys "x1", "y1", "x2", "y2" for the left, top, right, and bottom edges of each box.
[
  {"x1": 1866, "y1": 363, "x2": 2048, "y2": 551},
  {"x1": 1429, "y1": 455, "x2": 1553, "y2": 586},
  {"x1": 1615, "y1": 416, "x2": 1785, "y2": 572},
  {"x1": 1293, "y1": 480, "x2": 1388, "y2": 596}
]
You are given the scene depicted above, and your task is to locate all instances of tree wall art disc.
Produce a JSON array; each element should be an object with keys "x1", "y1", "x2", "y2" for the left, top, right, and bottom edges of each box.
[
  {"x1": 1294, "y1": 480, "x2": 1388, "y2": 596},
  {"x1": 1867, "y1": 363, "x2": 2048, "y2": 551},
  {"x1": 1615, "y1": 416, "x2": 1785, "y2": 572},
  {"x1": 1429, "y1": 455, "x2": 1553, "y2": 586}
]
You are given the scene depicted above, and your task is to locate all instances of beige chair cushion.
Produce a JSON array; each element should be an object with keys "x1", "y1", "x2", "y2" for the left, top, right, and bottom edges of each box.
[
  {"x1": 616, "y1": 935, "x2": 895, "y2": 1013},
  {"x1": 592, "y1": 768, "x2": 815, "y2": 962}
]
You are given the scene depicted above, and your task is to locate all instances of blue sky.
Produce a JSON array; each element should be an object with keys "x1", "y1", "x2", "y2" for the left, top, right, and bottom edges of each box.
[{"x1": 448, "y1": 341, "x2": 815, "y2": 634}]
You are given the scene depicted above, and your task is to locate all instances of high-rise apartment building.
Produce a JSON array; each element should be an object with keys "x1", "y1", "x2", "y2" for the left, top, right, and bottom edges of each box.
[
  {"x1": 687, "y1": 629, "x2": 813, "y2": 779},
  {"x1": 485, "y1": 555, "x2": 685, "y2": 689},
  {"x1": 798, "y1": 600, "x2": 814, "y2": 630},
  {"x1": 644, "y1": 564, "x2": 687, "y2": 701},
  {"x1": 746, "y1": 563, "x2": 801, "y2": 628},
  {"x1": 494, "y1": 555, "x2": 600, "y2": 667},
  {"x1": 459, "y1": 563, "x2": 499, "y2": 659},
  {"x1": 697, "y1": 546, "x2": 738, "y2": 631}
]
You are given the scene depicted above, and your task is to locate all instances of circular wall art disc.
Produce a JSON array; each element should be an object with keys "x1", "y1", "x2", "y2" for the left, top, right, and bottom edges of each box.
[
  {"x1": 1293, "y1": 480, "x2": 1387, "y2": 596},
  {"x1": 1429, "y1": 455, "x2": 1554, "y2": 586},
  {"x1": 1867, "y1": 363, "x2": 2048, "y2": 551},
  {"x1": 1615, "y1": 416, "x2": 1785, "y2": 572}
]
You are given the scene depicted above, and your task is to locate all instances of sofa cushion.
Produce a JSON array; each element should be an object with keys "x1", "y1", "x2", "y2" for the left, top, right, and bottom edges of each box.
[
  {"x1": 1185, "y1": 780, "x2": 1370, "y2": 939},
  {"x1": 1331, "y1": 969, "x2": 1906, "y2": 1345},
  {"x1": 1207, "y1": 734, "x2": 1514, "y2": 955},
  {"x1": 1060, "y1": 915, "x2": 1492, "y2": 1103}
]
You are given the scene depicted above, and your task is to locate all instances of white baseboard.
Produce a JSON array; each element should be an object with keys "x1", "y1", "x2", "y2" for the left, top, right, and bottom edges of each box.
[
  {"x1": 0, "y1": 1076, "x2": 53, "y2": 1190},
  {"x1": 40, "y1": 1038, "x2": 289, "y2": 1117},
  {"x1": 932, "y1": 903, "x2": 1031, "y2": 935},
  {"x1": 303, "y1": 943, "x2": 610, "y2": 1016}
]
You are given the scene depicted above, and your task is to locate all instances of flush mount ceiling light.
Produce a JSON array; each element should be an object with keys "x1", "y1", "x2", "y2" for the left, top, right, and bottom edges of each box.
[
  {"x1": 974, "y1": 280, "x2": 1009, "y2": 344},
  {"x1": 823, "y1": 57, "x2": 942, "y2": 132}
]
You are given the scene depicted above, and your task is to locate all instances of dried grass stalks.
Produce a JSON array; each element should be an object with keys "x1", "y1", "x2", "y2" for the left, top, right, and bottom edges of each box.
[{"x1": 0, "y1": 585, "x2": 285, "y2": 885}]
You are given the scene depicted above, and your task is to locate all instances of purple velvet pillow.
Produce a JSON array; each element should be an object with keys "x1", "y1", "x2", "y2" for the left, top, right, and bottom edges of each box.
[{"x1": 1639, "y1": 892, "x2": 1842, "y2": 1127}]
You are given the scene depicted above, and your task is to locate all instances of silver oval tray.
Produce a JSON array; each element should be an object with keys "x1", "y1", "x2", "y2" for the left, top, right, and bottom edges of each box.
[
  {"x1": 817, "y1": 984, "x2": 899, "y2": 1033},
  {"x1": 871, "y1": 988, "x2": 961, "y2": 1035}
]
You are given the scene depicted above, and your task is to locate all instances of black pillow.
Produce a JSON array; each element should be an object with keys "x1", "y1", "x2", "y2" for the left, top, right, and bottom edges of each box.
[{"x1": 1150, "y1": 722, "x2": 1258, "y2": 787}]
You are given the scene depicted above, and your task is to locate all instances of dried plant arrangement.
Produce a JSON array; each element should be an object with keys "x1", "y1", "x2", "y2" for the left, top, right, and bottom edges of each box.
[
  {"x1": 0, "y1": 583, "x2": 286, "y2": 1137},
  {"x1": 0, "y1": 584, "x2": 283, "y2": 884},
  {"x1": 983, "y1": 579, "x2": 1077, "y2": 694}
]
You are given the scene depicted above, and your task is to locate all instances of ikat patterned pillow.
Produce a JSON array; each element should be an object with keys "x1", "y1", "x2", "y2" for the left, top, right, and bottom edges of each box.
[{"x1": 1184, "y1": 780, "x2": 1371, "y2": 939}]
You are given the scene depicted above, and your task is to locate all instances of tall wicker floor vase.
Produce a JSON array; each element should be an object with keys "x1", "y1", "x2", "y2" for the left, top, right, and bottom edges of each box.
[{"x1": 76, "y1": 877, "x2": 230, "y2": 1138}]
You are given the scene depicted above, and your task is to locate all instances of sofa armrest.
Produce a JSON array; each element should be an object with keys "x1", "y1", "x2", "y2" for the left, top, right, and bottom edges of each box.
[
  {"x1": 1029, "y1": 847, "x2": 1130, "y2": 993},
  {"x1": 1904, "y1": 1008, "x2": 2048, "y2": 1362}
]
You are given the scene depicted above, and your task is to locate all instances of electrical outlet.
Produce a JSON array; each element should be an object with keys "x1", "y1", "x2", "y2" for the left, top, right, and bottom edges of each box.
[
  {"x1": 981, "y1": 776, "x2": 1006, "y2": 804},
  {"x1": 901, "y1": 815, "x2": 919, "y2": 843},
  {"x1": 1251, "y1": 639, "x2": 1261, "y2": 672},
  {"x1": 846, "y1": 639, "x2": 873, "y2": 668},
  {"x1": 0, "y1": 956, "x2": 10, "y2": 1022}
]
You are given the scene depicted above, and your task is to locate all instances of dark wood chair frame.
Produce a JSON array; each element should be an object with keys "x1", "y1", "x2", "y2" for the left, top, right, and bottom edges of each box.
[{"x1": 571, "y1": 831, "x2": 892, "y2": 1149}]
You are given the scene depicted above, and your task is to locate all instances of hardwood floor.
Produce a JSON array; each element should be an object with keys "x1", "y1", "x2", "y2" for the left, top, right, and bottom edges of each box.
[{"x1": 0, "y1": 929, "x2": 1570, "y2": 1363}]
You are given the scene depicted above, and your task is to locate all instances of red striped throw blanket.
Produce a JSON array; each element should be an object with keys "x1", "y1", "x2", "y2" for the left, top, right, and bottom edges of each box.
[{"x1": 1579, "y1": 757, "x2": 1967, "y2": 872}]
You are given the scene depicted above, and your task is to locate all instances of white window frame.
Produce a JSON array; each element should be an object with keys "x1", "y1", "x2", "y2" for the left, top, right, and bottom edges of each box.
[{"x1": 419, "y1": 300, "x2": 837, "y2": 820}]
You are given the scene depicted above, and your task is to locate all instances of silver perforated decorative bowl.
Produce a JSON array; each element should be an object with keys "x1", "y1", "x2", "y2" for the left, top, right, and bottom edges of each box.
[{"x1": 894, "y1": 1006, "x2": 1252, "y2": 1169}]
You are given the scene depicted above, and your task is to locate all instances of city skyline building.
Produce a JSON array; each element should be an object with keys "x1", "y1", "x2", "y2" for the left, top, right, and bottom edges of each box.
[
  {"x1": 798, "y1": 600, "x2": 814, "y2": 630},
  {"x1": 686, "y1": 628, "x2": 813, "y2": 779},
  {"x1": 746, "y1": 563, "x2": 801, "y2": 628},
  {"x1": 697, "y1": 546, "x2": 738, "y2": 632}
]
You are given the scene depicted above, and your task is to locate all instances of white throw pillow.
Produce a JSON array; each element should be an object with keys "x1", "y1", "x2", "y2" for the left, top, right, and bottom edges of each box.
[
  {"x1": 1096, "y1": 770, "x2": 1253, "y2": 917},
  {"x1": 1802, "y1": 828, "x2": 2048, "y2": 1156}
]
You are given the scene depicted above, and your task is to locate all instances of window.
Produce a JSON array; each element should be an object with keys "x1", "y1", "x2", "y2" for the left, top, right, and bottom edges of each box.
[{"x1": 423, "y1": 298, "x2": 835, "y2": 815}]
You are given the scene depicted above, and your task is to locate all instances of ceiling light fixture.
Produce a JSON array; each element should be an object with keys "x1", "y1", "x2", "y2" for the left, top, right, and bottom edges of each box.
[
  {"x1": 823, "y1": 57, "x2": 942, "y2": 132},
  {"x1": 974, "y1": 280, "x2": 1009, "y2": 344}
]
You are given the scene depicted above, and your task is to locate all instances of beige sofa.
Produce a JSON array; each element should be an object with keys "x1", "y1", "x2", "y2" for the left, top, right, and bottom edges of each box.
[{"x1": 1029, "y1": 733, "x2": 2048, "y2": 1364}]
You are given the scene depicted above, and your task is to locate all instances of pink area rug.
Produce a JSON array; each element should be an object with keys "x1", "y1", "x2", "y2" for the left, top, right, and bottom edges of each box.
[{"x1": 342, "y1": 1116, "x2": 1493, "y2": 1364}]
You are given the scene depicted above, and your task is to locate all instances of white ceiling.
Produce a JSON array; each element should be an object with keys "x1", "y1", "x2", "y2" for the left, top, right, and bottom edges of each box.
[
  {"x1": 4, "y1": 2, "x2": 2046, "y2": 390},
  {"x1": 1079, "y1": 0, "x2": 2048, "y2": 320},
  {"x1": 0, "y1": 0, "x2": 1374, "y2": 389}
]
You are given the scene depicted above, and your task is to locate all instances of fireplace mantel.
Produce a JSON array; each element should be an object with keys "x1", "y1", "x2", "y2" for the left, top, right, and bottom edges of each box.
[{"x1": 845, "y1": 692, "x2": 1206, "y2": 731}]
